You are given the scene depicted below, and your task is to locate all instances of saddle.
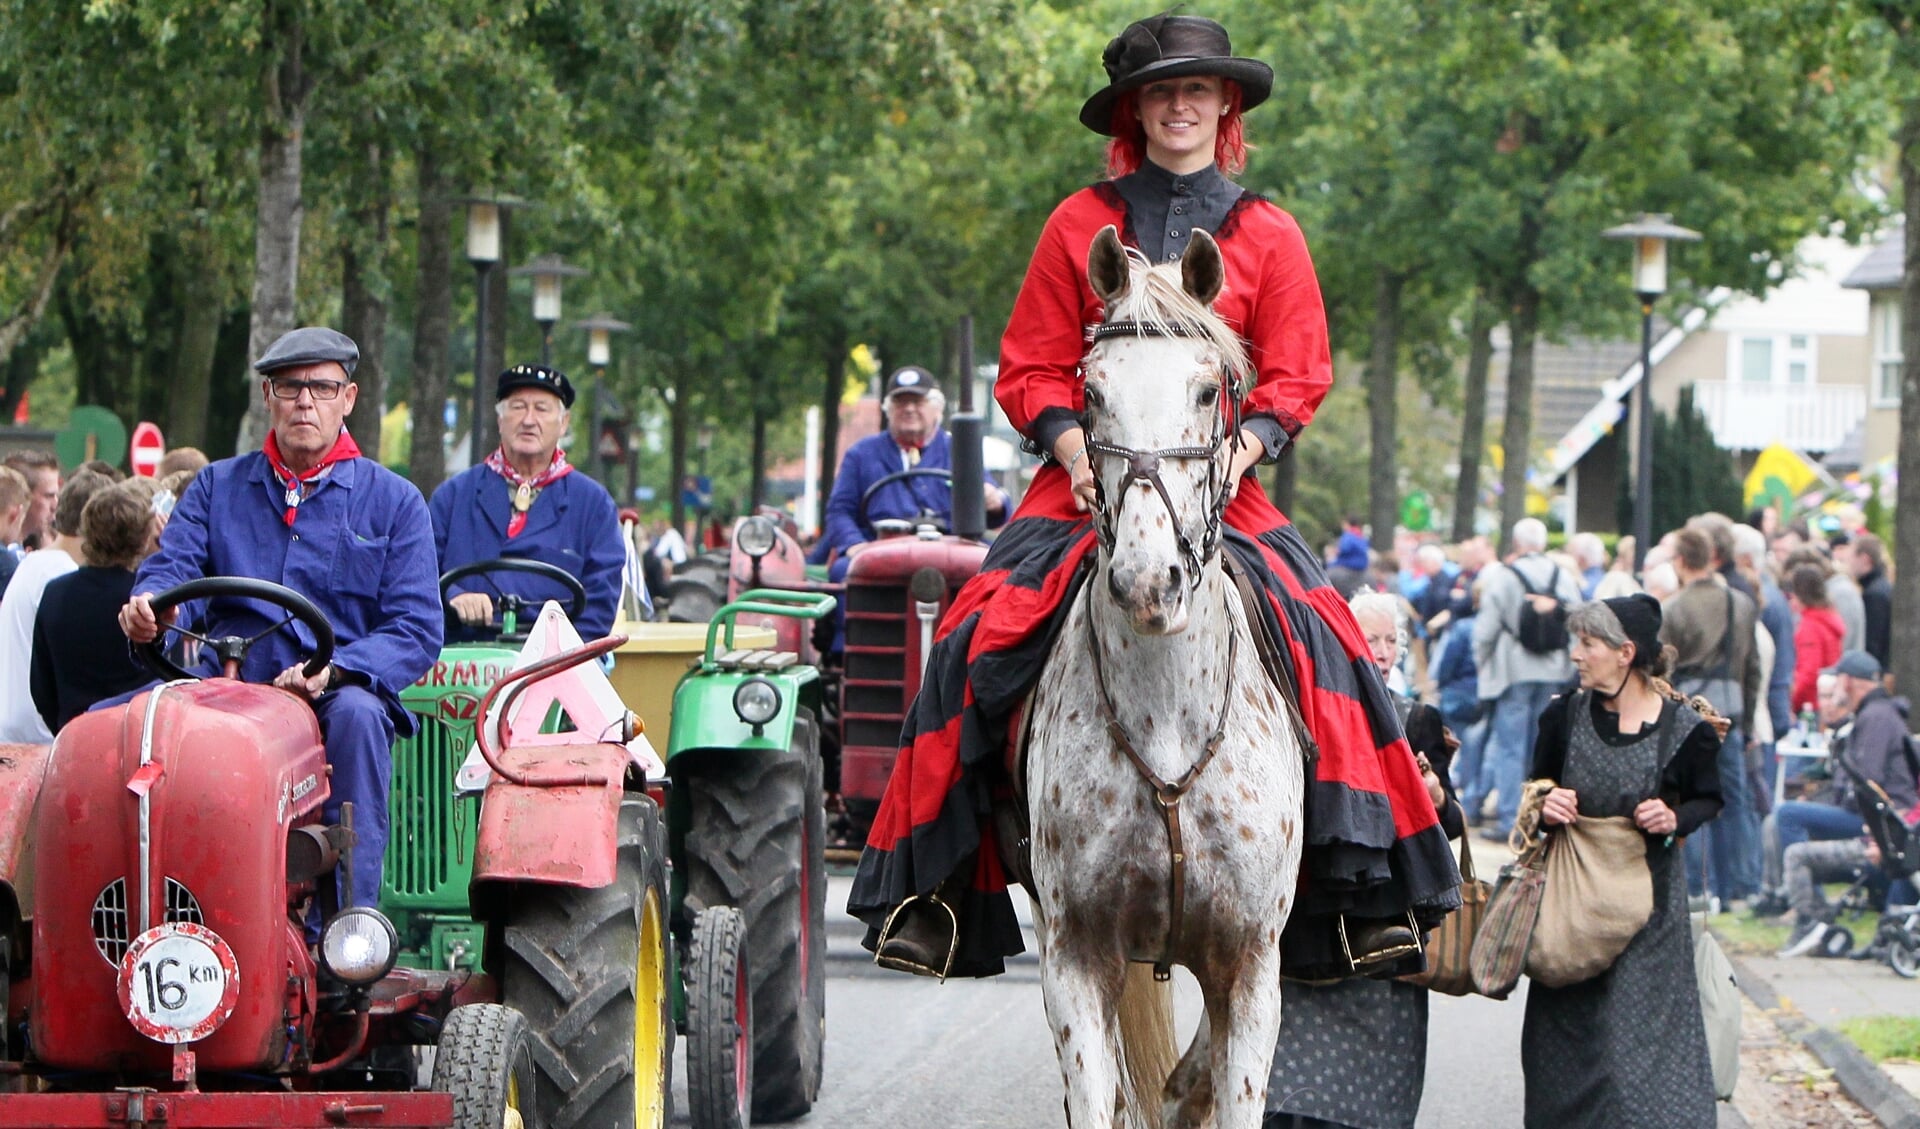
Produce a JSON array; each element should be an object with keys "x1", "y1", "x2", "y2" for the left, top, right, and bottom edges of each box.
[{"x1": 993, "y1": 551, "x2": 1315, "y2": 896}]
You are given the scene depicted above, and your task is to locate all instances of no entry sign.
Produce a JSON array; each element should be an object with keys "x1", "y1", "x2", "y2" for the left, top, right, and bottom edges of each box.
[{"x1": 130, "y1": 421, "x2": 164, "y2": 477}]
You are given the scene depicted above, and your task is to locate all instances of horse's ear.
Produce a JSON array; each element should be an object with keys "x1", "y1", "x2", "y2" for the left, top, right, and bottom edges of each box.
[
  {"x1": 1181, "y1": 230, "x2": 1224, "y2": 306},
  {"x1": 1088, "y1": 226, "x2": 1130, "y2": 306}
]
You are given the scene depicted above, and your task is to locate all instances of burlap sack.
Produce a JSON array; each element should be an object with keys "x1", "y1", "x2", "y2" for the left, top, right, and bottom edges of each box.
[{"x1": 1524, "y1": 814, "x2": 1653, "y2": 988}]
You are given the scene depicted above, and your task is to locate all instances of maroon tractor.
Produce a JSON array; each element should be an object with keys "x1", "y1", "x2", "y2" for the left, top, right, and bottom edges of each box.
[{"x1": 0, "y1": 577, "x2": 672, "y2": 1128}]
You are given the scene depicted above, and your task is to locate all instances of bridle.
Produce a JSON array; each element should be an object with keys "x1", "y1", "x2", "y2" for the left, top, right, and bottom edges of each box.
[
  {"x1": 1080, "y1": 316, "x2": 1246, "y2": 981},
  {"x1": 1082, "y1": 319, "x2": 1245, "y2": 590}
]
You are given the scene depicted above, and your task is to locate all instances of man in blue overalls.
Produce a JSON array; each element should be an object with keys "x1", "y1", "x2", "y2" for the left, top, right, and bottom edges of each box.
[
  {"x1": 430, "y1": 363, "x2": 624, "y2": 641},
  {"x1": 810, "y1": 366, "x2": 1008, "y2": 650},
  {"x1": 119, "y1": 327, "x2": 442, "y2": 908}
]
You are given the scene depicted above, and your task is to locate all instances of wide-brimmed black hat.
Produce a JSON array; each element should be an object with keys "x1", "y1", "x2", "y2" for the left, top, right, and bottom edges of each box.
[
  {"x1": 496, "y1": 363, "x2": 576, "y2": 409},
  {"x1": 1079, "y1": 14, "x2": 1273, "y2": 136}
]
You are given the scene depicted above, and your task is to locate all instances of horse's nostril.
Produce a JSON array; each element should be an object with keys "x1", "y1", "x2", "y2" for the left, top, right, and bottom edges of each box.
[
  {"x1": 1108, "y1": 566, "x2": 1131, "y2": 605},
  {"x1": 1166, "y1": 563, "x2": 1183, "y2": 590}
]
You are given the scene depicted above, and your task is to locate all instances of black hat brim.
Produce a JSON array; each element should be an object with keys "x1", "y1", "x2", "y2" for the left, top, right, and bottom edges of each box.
[{"x1": 1079, "y1": 56, "x2": 1274, "y2": 136}]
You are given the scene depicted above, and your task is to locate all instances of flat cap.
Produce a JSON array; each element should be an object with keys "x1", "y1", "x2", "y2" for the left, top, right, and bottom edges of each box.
[
  {"x1": 496, "y1": 363, "x2": 576, "y2": 409},
  {"x1": 253, "y1": 326, "x2": 360, "y2": 377},
  {"x1": 1834, "y1": 650, "x2": 1883, "y2": 681}
]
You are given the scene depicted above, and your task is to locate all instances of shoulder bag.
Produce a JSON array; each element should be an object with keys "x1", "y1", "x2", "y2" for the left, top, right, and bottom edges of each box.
[{"x1": 1402, "y1": 805, "x2": 1491, "y2": 996}]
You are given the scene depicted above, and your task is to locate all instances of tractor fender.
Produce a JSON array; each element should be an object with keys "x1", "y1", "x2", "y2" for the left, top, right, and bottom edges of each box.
[
  {"x1": 666, "y1": 669, "x2": 810, "y2": 761},
  {"x1": 470, "y1": 741, "x2": 633, "y2": 895},
  {"x1": 0, "y1": 743, "x2": 52, "y2": 919}
]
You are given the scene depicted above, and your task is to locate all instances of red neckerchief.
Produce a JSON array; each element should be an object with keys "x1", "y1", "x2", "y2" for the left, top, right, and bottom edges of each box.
[
  {"x1": 485, "y1": 447, "x2": 574, "y2": 538},
  {"x1": 263, "y1": 429, "x2": 362, "y2": 526}
]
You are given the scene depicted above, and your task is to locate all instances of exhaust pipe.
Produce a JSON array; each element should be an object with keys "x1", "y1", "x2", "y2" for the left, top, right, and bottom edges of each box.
[{"x1": 950, "y1": 315, "x2": 987, "y2": 543}]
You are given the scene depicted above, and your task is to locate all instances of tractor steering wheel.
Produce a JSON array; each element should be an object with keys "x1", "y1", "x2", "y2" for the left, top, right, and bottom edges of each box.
[
  {"x1": 134, "y1": 577, "x2": 337, "y2": 683},
  {"x1": 438, "y1": 558, "x2": 589, "y2": 637},
  {"x1": 857, "y1": 468, "x2": 954, "y2": 537}
]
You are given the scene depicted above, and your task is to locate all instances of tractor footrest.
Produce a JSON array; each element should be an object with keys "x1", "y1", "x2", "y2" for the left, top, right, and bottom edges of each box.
[{"x1": 0, "y1": 1089, "x2": 455, "y2": 1127}]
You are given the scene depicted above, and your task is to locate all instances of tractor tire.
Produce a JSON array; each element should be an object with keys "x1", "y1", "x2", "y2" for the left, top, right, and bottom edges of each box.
[
  {"x1": 686, "y1": 906, "x2": 752, "y2": 1129},
  {"x1": 680, "y1": 712, "x2": 826, "y2": 1121},
  {"x1": 665, "y1": 577, "x2": 724, "y2": 625},
  {"x1": 501, "y1": 798, "x2": 673, "y2": 1129},
  {"x1": 432, "y1": 1003, "x2": 537, "y2": 1129}
]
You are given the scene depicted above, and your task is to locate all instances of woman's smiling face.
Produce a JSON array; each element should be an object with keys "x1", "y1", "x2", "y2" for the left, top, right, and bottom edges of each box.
[{"x1": 1135, "y1": 75, "x2": 1224, "y2": 169}]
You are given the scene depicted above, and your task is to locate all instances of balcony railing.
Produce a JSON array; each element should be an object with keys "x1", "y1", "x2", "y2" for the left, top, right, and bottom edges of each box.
[{"x1": 1691, "y1": 380, "x2": 1867, "y2": 453}]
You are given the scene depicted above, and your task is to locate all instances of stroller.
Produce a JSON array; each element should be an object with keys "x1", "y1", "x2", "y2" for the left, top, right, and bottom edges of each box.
[{"x1": 1805, "y1": 740, "x2": 1920, "y2": 974}]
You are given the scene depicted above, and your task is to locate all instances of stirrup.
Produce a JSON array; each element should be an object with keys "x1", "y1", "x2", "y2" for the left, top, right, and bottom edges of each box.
[
  {"x1": 874, "y1": 894, "x2": 959, "y2": 982},
  {"x1": 1337, "y1": 910, "x2": 1422, "y2": 970}
]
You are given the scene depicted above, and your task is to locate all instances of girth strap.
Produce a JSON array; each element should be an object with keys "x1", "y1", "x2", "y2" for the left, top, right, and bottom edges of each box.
[{"x1": 1085, "y1": 593, "x2": 1238, "y2": 981}]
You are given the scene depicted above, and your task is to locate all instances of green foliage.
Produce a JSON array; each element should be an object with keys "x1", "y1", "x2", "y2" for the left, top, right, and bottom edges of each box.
[{"x1": 1839, "y1": 1014, "x2": 1920, "y2": 1063}]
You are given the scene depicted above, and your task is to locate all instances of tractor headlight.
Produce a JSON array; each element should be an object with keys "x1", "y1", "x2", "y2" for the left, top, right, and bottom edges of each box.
[
  {"x1": 732, "y1": 678, "x2": 782, "y2": 732},
  {"x1": 735, "y1": 516, "x2": 777, "y2": 560},
  {"x1": 319, "y1": 907, "x2": 398, "y2": 985}
]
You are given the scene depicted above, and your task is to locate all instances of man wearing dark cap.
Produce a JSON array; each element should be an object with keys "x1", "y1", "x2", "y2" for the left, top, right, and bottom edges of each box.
[
  {"x1": 118, "y1": 326, "x2": 442, "y2": 908},
  {"x1": 429, "y1": 363, "x2": 624, "y2": 640}
]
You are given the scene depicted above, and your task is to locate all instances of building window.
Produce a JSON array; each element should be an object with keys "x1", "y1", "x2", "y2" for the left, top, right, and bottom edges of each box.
[
  {"x1": 1872, "y1": 298, "x2": 1902, "y2": 407},
  {"x1": 1730, "y1": 333, "x2": 1819, "y2": 387}
]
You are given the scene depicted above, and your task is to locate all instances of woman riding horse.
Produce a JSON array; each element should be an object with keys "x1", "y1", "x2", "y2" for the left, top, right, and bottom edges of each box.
[{"x1": 849, "y1": 13, "x2": 1459, "y2": 982}]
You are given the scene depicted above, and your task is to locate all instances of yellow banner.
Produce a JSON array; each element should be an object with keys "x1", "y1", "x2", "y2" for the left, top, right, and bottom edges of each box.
[{"x1": 1743, "y1": 443, "x2": 1819, "y2": 513}]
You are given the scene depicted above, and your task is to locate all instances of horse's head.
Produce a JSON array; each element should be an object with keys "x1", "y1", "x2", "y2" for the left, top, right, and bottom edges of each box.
[{"x1": 1081, "y1": 225, "x2": 1249, "y2": 636}]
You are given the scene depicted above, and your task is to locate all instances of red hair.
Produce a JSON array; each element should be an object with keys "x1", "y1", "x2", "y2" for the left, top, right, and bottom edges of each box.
[{"x1": 1103, "y1": 79, "x2": 1247, "y2": 179}]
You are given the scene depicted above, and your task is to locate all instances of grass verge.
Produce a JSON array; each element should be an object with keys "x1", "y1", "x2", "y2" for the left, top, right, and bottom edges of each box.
[{"x1": 1838, "y1": 1015, "x2": 1920, "y2": 1062}]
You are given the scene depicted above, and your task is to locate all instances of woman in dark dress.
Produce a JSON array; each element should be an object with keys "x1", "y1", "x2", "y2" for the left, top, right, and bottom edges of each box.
[
  {"x1": 1266, "y1": 592, "x2": 1464, "y2": 1129},
  {"x1": 853, "y1": 9, "x2": 1457, "y2": 988},
  {"x1": 1523, "y1": 594, "x2": 1724, "y2": 1128}
]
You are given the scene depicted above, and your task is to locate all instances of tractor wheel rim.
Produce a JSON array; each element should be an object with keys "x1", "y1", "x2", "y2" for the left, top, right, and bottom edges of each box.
[
  {"x1": 636, "y1": 889, "x2": 668, "y2": 1127},
  {"x1": 734, "y1": 949, "x2": 751, "y2": 1112},
  {"x1": 505, "y1": 1073, "x2": 524, "y2": 1129}
]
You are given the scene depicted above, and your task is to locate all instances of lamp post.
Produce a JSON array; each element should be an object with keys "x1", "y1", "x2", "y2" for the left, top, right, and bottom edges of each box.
[
  {"x1": 696, "y1": 422, "x2": 715, "y2": 536},
  {"x1": 1602, "y1": 213, "x2": 1701, "y2": 576},
  {"x1": 459, "y1": 194, "x2": 521, "y2": 466},
  {"x1": 509, "y1": 254, "x2": 589, "y2": 367},
  {"x1": 575, "y1": 313, "x2": 632, "y2": 488}
]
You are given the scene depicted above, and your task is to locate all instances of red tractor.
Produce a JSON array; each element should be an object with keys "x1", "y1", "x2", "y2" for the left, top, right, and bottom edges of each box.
[
  {"x1": 713, "y1": 412, "x2": 996, "y2": 844},
  {"x1": 0, "y1": 577, "x2": 672, "y2": 1128}
]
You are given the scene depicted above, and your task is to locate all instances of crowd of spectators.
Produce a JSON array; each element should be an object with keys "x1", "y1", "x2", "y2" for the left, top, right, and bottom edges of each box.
[{"x1": 1331, "y1": 502, "x2": 1908, "y2": 957}]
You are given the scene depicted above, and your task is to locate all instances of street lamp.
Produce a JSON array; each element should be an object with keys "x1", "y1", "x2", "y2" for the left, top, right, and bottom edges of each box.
[
  {"x1": 509, "y1": 254, "x2": 589, "y2": 367},
  {"x1": 575, "y1": 313, "x2": 632, "y2": 486},
  {"x1": 1603, "y1": 213, "x2": 1701, "y2": 576},
  {"x1": 458, "y1": 193, "x2": 526, "y2": 464}
]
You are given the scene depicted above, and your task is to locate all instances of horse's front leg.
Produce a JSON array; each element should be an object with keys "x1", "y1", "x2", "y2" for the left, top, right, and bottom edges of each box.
[
  {"x1": 1207, "y1": 929, "x2": 1284, "y2": 1129},
  {"x1": 1039, "y1": 929, "x2": 1128, "y2": 1129}
]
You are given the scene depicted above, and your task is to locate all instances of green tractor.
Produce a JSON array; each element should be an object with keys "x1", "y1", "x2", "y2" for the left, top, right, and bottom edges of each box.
[{"x1": 664, "y1": 589, "x2": 836, "y2": 1129}]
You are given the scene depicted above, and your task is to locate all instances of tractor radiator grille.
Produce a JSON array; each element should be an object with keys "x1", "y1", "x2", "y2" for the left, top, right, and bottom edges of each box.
[
  {"x1": 843, "y1": 583, "x2": 908, "y2": 750},
  {"x1": 385, "y1": 716, "x2": 460, "y2": 899},
  {"x1": 91, "y1": 877, "x2": 205, "y2": 967}
]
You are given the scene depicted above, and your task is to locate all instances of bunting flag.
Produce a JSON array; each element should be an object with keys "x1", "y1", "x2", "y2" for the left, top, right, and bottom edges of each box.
[{"x1": 1743, "y1": 442, "x2": 1820, "y2": 515}]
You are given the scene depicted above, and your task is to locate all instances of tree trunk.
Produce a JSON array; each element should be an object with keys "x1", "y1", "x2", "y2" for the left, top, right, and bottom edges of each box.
[
  {"x1": 1451, "y1": 295, "x2": 1495, "y2": 542},
  {"x1": 1497, "y1": 283, "x2": 1541, "y2": 553},
  {"x1": 166, "y1": 226, "x2": 222, "y2": 450},
  {"x1": 1893, "y1": 87, "x2": 1920, "y2": 698},
  {"x1": 1364, "y1": 269, "x2": 1403, "y2": 552},
  {"x1": 340, "y1": 140, "x2": 391, "y2": 459},
  {"x1": 818, "y1": 340, "x2": 844, "y2": 531},
  {"x1": 237, "y1": 0, "x2": 308, "y2": 454},
  {"x1": 408, "y1": 142, "x2": 453, "y2": 491}
]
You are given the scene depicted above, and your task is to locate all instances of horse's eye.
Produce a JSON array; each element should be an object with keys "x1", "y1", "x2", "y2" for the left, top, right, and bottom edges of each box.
[
  {"x1": 1083, "y1": 385, "x2": 1105, "y2": 412},
  {"x1": 1197, "y1": 385, "x2": 1219, "y2": 408}
]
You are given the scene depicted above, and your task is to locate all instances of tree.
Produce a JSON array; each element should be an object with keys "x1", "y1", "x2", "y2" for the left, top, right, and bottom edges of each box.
[{"x1": 1873, "y1": 0, "x2": 1920, "y2": 698}]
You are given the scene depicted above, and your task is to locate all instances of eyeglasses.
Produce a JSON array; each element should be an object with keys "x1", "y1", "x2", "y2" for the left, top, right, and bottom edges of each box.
[
  {"x1": 501, "y1": 399, "x2": 563, "y2": 418},
  {"x1": 268, "y1": 378, "x2": 348, "y2": 401}
]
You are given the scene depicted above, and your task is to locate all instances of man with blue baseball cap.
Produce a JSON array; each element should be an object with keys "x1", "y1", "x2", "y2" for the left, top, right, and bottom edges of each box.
[{"x1": 118, "y1": 326, "x2": 442, "y2": 908}]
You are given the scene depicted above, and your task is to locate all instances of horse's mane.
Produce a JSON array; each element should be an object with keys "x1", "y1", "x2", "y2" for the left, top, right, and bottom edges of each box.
[{"x1": 1101, "y1": 248, "x2": 1253, "y2": 395}]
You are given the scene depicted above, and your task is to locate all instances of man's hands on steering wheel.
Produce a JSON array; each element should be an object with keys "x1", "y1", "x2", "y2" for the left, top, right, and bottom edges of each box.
[
  {"x1": 121, "y1": 577, "x2": 338, "y2": 696},
  {"x1": 857, "y1": 467, "x2": 956, "y2": 536},
  {"x1": 438, "y1": 558, "x2": 588, "y2": 637}
]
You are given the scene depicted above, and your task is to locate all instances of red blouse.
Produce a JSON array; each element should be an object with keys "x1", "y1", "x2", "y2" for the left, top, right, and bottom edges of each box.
[{"x1": 995, "y1": 183, "x2": 1334, "y2": 451}]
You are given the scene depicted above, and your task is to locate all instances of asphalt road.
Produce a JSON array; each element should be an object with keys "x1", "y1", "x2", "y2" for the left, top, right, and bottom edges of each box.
[{"x1": 668, "y1": 874, "x2": 1549, "y2": 1129}]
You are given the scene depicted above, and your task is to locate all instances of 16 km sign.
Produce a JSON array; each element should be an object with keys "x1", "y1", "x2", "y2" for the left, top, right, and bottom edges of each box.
[{"x1": 117, "y1": 922, "x2": 241, "y2": 1044}]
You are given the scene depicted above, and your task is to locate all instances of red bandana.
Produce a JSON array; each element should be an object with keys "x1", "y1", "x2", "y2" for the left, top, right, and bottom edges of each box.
[
  {"x1": 485, "y1": 447, "x2": 574, "y2": 538},
  {"x1": 264, "y1": 429, "x2": 362, "y2": 526}
]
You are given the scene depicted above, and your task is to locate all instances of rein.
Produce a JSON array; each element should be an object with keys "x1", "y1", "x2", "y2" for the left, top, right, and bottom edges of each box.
[
  {"x1": 1084, "y1": 568, "x2": 1240, "y2": 982},
  {"x1": 1079, "y1": 315, "x2": 1251, "y2": 980},
  {"x1": 1083, "y1": 320, "x2": 1244, "y2": 589}
]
